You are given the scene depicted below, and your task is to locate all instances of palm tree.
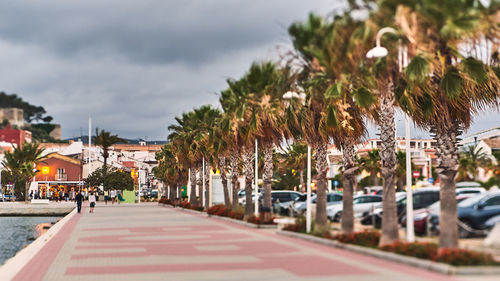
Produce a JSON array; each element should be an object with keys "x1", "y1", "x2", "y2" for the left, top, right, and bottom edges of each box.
[
  {"x1": 208, "y1": 117, "x2": 232, "y2": 207},
  {"x1": 287, "y1": 13, "x2": 374, "y2": 231},
  {"x1": 458, "y1": 144, "x2": 491, "y2": 181},
  {"x1": 243, "y1": 62, "x2": 294, "y2": 212},
  {"x1": 2, "y1": 142, "x2": 45, "y2": 202},
  {"x1": 94, "y1": 129, "x2": 127, "y2": 171},
  {"x1": 392, "y1": 0, "x2": 500, "y2": 247},
  {"x1": 359, "y1": 149, "x2": 381, "y2": 186},
  {"x1": 168, "y1": 106, "x2": 220, "y2": 209},
  {"x1": 283, "y1": 142, "x2": 309, "y2": 192},
  {"x1": 168, "y1": 111, "x2": 198, "y2": 205},
  {"x1": 94, "y1": 129, "x2": 127, "y2": 191}
]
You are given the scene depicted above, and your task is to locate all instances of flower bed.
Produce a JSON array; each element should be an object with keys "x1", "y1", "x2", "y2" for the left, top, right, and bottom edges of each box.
[
  {"x1": 207, "y1": 204, "x2": 276, "y2": 225},
  {"x1": 282, "y1": 220, "x2": 498, "y2": 266}
]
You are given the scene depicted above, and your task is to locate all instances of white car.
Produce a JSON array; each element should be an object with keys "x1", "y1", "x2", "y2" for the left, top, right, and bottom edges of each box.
[{"x1": 327, "y1": 195, "x2": 383, "y2": 222}]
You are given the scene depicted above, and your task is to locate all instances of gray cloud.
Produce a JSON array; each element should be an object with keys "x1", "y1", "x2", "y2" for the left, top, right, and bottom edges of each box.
[{"x1": 0, "y1": 0, "x2": 498, "y2": 141}]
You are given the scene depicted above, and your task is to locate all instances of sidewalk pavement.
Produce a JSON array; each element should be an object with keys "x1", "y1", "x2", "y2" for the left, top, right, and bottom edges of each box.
[{"x1": 7, "y1": 203, "x2": 497, "y2": 281}]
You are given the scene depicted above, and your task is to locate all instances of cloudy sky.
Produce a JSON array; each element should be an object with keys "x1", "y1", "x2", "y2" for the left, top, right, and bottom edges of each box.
[{"x1": 0, "y1": 0, "x2": 498, "y2": 141}]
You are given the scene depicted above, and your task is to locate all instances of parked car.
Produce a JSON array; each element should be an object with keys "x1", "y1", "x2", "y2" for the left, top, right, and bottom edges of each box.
[
  {"x1": 365, "y1": 186, "x2": 383, "y2": 195},
  {"x1": 401, "y1": 194, "x2": 473, "y2": 236},
  {"x1": 292, "y1": 193, "x2": 343, "y2": 216},
  {"x1": 238, "y1": 189, "x2": 263, "y2": 204},
  {"x1": 361, "y1": 188, "x2": 440, "y2": 226},
  {"x1": 275, "y1": 192, "x2": 304, "y2": 215},
  {"x1": 455, "y1": 187, "x2": 486, "y2": 196},
  {"x1": 428, "y1": 191, "x2": 500, "y2": 238},
  {"x1": 264, "y1": 191, "x2": 302, "y2": 213},
  {"x1": 485, "y1": 214, "x2": 500, "y2": 230},
  {"x1": 328, "y1": 195, "x2": 382, "y2": 222},
  {"x1": 290, "y1": 194, "x2": 315, "y2": 216}
]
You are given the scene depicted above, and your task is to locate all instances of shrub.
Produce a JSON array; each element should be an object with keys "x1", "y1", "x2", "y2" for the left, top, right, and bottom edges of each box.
[
  {"x1": 333, "y1": 230, "x2": 380, "y2": 247},
  {"x1": 247, "y1": 215, "x2": 261, "y2": 224},
  {"x1": 158, "y1": 197, "x2": 168, "y2": 204},
  {"x1": 190, "y1": 204, "x2": 204, "y2": 212},
  {"x1": 207, "y1": 204, "x2": 229, "y2": 216},
  {"x1": 436, "y1": 248, "x2": 499, "y2": 266},
  {"x1": 228, "y1": 210, "x2": 244, "y2": 220},
  {"x1": 380, "y1": 241, "x2": 438, "y2": 260},
  {"x1": 180, "y1": 201, "x2": 191, "y2": 209},
  {"x1": 312, "y1": 223, "x2": 331, "y2": 238},
  {"x1": 283, "y1": 215, "x2": 306, "y2": 233}
]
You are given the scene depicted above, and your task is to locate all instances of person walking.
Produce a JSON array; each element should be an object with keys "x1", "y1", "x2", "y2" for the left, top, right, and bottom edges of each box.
[
  {"x1": 89, "y1": 192, "x2": 96, "y2": 213},
  {"x1": 104, "y1": 190, "x2": 108, "y2": 205},
  {"x1": 76, "y1": 191, "x2": 84, "y2": 213},
  {"x1": 110, "y1": 189, "x2": 116, "y2": 205}
]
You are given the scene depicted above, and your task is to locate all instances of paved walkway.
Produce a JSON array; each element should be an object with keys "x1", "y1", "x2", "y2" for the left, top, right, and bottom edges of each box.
[{"x1": 8, "y1": 203, "x2": 495, "y2": 280}]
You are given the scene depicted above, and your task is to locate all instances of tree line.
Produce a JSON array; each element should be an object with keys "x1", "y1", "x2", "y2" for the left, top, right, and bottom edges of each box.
[{"x1": 155, "y1": 0, "x2": 500, "y2": 249}]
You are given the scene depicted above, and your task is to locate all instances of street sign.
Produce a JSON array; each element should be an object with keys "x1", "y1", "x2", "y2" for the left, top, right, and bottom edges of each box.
[
  {"x1": 428, "y1": 178, "x2": 434, "y2": 184},
  {"x1": 333, "y1": 180, "x2": 339, "y2": 188},
  {"x1": 412, "y1": 171, "x2": 420, "y2": 179}
]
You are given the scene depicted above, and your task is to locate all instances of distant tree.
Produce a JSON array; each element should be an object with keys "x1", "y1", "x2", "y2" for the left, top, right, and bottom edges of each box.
[
  {"x1": 94, "y1": 128, "x2": 127, "y2": 190},
  {"x1": 2, "y1": 142, "x2": 45, "y2": 202},
  {"x1": 0, "y1": 92, "x2": 53, "y2": 123},
  {"x1": 86, "y1": 167, "x2": 134, "y2": 191}
]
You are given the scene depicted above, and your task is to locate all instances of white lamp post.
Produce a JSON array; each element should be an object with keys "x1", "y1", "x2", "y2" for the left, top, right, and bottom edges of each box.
[
  {"x1": 366, "y1": 27, "x2": 414, "y2": 242},
  {"x1": 283, "y1": 91, "x2": 312, "y2": 233}
]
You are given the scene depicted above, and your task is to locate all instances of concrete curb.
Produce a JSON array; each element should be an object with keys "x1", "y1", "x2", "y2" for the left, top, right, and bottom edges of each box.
[
  {"x1": 160, "y1": 204, "x2": 277, "y2": 229},
  {"x1": 0, "y1": 207, "x2": 77, "y2": 280},
  {"x1": 277, "y1": 230, "x2": 500, "y2": 275}
]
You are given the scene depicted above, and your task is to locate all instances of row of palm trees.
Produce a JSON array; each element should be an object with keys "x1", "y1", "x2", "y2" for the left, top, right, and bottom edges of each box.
[{"x1": 155, "y1": 0, "x2": 500, "y2": 248}]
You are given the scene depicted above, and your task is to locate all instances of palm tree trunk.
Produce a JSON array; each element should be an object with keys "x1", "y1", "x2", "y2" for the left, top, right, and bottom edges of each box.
[
  {"x1": 262, "y1": 143, "x2": 273, "y2": 210},
  {"x1": 299, "y1": 169, "x2": 304, "y2": 193},
  {"x1": 341, "y1": 140, "x2": 357, "y2": 233},
  {"x1": 196, "y1": 165, "x2": 203, "y2": 207},
  {"x1": 220, "y1": 157, "x2": 230, "y2": 207},
  {"x1": 190, "y1": 168, "x2": 197, "y2": 205},
  {"x1": 242, "y1": 147, "x2": 254, "y2": 218},
  {"x1": 379, "y1": 89, "x2": 399, "y2": 245},
  {"x1": 230, "y1": 152, "x2": 240, "y2": 210},
  {"x1": 435, "y1": 121, "x2": 460, "y2": 248},
  {"x1": 103, "y1": 150, "x2": 109, "y2": 191},
  {"x1": 204, "y1": 162, "x2": 210, "y2": 209},
  {"x1": 313, "y1": 142, "x2": 328, "y2": 226},
  {"x1": 25, "y1": 180, "x2": 30, "y2": 203}
]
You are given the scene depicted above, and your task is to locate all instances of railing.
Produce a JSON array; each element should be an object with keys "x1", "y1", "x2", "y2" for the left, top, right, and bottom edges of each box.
[{"x1": 56, "y1": 174, "x2": 68, "y2": 181}]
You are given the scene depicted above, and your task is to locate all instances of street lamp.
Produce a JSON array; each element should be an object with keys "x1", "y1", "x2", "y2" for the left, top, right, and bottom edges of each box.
[
  {"x1": 366, "y1": 27, "x2": 414, "y2": 242},
  {"x1": 283, "y1": 92, "x2": 312, "y2": 233},
  {"x1": 42, "y1": 166, "x2": 50, "y2": 199}
]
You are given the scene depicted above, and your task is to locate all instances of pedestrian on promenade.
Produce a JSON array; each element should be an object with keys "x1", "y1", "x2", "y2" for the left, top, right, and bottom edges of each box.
[
  {"x1": 89, "y1": 192, "x2": 96, "y2": 213},
  {"x1": 117, "y1": 189, "x2": 121, "y2": 205},
  {"x1": 110, "y1": 189, "x2": 116, "y2": 205},
  {"x1": 104, "y1": 190, "x2": 108, "y2": 205},
  {"x1": 76, "y1": 192, "x2": 84, "y2": 213}
]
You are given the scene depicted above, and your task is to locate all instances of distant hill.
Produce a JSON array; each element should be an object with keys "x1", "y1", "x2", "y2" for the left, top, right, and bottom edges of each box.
[{"x1": 64, "y1": 136, "x2": 167, "y2": 145}]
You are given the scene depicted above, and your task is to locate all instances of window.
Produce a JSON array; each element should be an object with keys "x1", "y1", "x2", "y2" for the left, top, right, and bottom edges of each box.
[
  {"x1": 290, "y1": 193, "x2": 300, "y2": 201},
  {"x1": 274, "y1": 193, "x2": 291, "y2": 202},
  {"x1": 369, "y1": 197, "x2": 382, "y2": 203},
  {"x1": 483, "y1": 196, "x2": 500, "y2": 207},
  {"x1": 328, "y1": 194, "x2": 342, "y2": 202},
  {"x1": 57, "y1": 168, "x2": 65, "y2": 175}
]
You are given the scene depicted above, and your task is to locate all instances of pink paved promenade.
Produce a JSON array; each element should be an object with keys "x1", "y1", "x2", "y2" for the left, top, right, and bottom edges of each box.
[{"x1": 7, "y1": 203, "x2": 490, "y2": 281}]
